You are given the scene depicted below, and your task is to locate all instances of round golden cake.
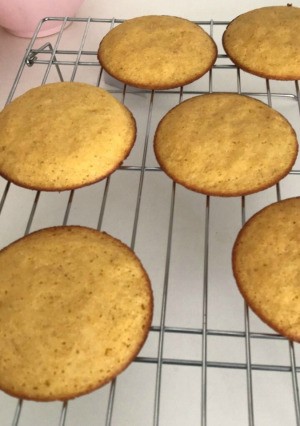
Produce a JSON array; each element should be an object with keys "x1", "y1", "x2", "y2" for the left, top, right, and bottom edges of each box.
[
  {"x1": 232, "y1": 197, "x2": 300, "y2": 341},
  {"x1": 223, "y1": 5, "x2": 300, "y2": 80},
  {"x1": 0, "y1": 226, "x2": 153, "y2": 401},
  {"x1": 98, "y1": 15, "x2": 217, "y2": 89},
  {"x1": 154, "y1": 93, "x2": 298, "y2": 196},
  {"x1": 0, "y1": 82, "x2": 136, "y2": 191}
]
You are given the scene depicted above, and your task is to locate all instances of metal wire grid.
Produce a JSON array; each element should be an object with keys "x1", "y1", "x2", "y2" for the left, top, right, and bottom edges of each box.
[{"x1": 0, "y1": 16, "x2": 299, "y2": 426}]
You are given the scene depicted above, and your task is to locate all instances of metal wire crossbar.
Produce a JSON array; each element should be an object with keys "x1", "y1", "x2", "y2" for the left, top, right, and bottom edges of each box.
[{"x1": 0, "y1": 17, "x2": 299, "y2": 426}]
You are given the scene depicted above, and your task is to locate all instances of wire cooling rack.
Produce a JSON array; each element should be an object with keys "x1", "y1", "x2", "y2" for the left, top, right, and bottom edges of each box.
[{"x1": 0, "y1": 17, "x2": 300, "y2": 426}]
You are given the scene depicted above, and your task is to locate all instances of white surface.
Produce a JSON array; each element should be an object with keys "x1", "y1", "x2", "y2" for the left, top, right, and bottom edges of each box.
[{"x1": 0, "y1": 1, "x2": 300, "y2": 426}]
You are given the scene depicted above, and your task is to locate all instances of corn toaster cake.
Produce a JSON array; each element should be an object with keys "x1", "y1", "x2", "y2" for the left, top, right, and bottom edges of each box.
[
  {"x1": 0, "y1": 226, "x2": 153, "y2": 401},
  {"x1": 98, "y1": 15, "x2": 217, "y2": 90},
  {"x1": 154, "y1": 93, "x2": 298, "y2": 196},
  {"x1": 0, "y1": 82, "x2": 136, "y2": 191},
  {"x1": 232, "y1": 197, "x2": 300, "y2": 342},
  {"x1": 223, "y1": 5, "x2": 300, "y2": 80}
]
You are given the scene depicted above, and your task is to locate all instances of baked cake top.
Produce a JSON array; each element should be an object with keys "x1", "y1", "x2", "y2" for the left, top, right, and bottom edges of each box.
[{"x1": 98, "y1": 15, "x2": 217, "y2": 89}]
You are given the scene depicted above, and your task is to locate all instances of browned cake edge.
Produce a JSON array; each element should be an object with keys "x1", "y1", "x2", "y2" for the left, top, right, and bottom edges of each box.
[
  {"x1": 222, "y1": 7, "x2": 300, "y2": 81},
  {"x1": 232, "y1": 198, "x2": 300, "y2": 342},
  {"x1": 97, "y1": 16, "x2": 218, "y2": 90},
  {"x1": 0, "y1": 86, "x2": 137, "y2": 192},
  {"x1": 0, "y1": 226, "x2": 154, "y2": 401},
  {"x1": 153, "y1": 95, "x2": 298, "y2": 197},
  {"x1": 0, "y1": 125, "x2": 136, "y2": 192}
]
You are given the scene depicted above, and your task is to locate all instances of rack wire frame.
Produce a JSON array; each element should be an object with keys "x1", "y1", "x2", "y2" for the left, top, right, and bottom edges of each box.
[{"x1": 0, "y1": 16, "x2": 300, "y2": 426}]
